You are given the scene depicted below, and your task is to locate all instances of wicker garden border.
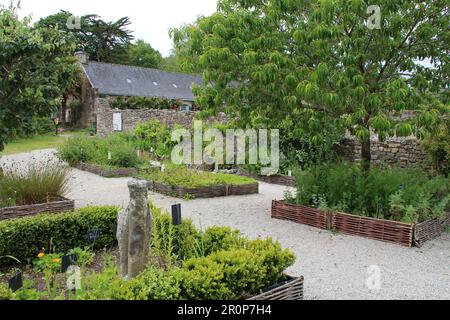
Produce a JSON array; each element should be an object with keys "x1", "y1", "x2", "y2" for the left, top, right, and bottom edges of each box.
[
  {"x1": 145, "y1": 180, "x2": 259, "y2": 199},
  {"x1": 238, "y1": 169, "x2": 296, "y2": 187},
  {"x1": 248, "y1": 275, "x2": 304, "y2": 300},
  {"x1": 272, "y1": 200, "x2": 449, "y2": 247},
  {"x1": 73, "y1": 162, "x2": 140, "y2": 178},
  {"x1": 0, "y1": 197, "x2": 75, "y2": 221}
]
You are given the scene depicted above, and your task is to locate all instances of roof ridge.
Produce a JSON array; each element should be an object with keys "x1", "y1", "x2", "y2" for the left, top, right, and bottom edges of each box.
[{"x1": 88, "y1": 61, "x2": 202, "y2": 78}]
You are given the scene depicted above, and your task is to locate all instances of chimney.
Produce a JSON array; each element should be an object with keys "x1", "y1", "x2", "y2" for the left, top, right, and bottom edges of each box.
[{"x1": 75, "y1": 51, "x2": 89, "y2": 65}]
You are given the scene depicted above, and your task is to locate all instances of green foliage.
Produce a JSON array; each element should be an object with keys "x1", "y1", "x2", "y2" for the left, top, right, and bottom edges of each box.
[
  {"x1": 111, "y1": 96, "x2": 183, "y2": 110},
  {"x1": 422, "y1": 121, "x2": 449, "y2": 176},
  {"x1": 57, "y1": 134, "x2": 144, "y2": 168},
  {"x1": 75, "y1": 255, "x2": 135, "y2": 300},
  {"x1": 178, "y1": 238, "x2": 295, "y2": 300},
  {"x1": 0, "y1": 206, "x2": 119, "y2": 263},
  {"x1": 13, "y1": 117, "x2": 56, "y2": 139},
  {"x1": 127, "y1": 39, "x2": 162, "y2": 69},
  {"x1": 1, "y1": 205, "x2": 296, "y2": 300},
  {"x1": 290, "y1": 164, "x2": 449, "y2": 223},
  {"x1": 150, "y1": 203, "x2": 199, "y2": 266},
  {"x1": 129, "y1": 265, "x2": 182, "y2": 300},
  {"x1": 37, "y1": 10, "x2": 134, "y2": 63},
  {"x1": 0, "y1": 4, "x2": 78, "y2": 151},
  {"x1": 0, "y1": 164, "x2": 70, "y2": 208},
  {"x1": 133, "y1": 120, "x2": 178, "y2": 159},
  {"x1": 173, "y1": 0, "x2": 448, "y2": 165},
  {"x1": 138, "y1": 163, "x2": 256, "y2": 188},
  {"x1": 0, "y1": 283, "x2": 14, "y2": 300}
]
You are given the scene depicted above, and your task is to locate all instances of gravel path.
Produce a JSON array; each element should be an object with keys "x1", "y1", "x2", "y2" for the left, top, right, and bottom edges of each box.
[{"x1": 2, "y1": 149, "x2": 449, "y2": 300}]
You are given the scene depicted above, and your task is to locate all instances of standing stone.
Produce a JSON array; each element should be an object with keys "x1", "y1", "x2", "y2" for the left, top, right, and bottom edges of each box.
[{"x1": 117, "y1": 179, "x2": 152, "y2": 279}]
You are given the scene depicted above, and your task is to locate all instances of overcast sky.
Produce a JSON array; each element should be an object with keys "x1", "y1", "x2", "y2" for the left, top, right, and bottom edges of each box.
[{"x1": 1, "y1": 0, "x2": 217, "y2": 56}]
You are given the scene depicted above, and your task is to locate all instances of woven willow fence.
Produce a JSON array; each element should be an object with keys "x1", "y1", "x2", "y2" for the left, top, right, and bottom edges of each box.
[
  {"x1": 248, "y1": 276, "x2": 304, "y2": 301},
  {"x1": 272, "y1": 200, "x2": 449, "y2": 247},
  {"x1": 146, "y1": 181, "x2": 259, "y2": 199},
  {"x1": 73, "y1": 162, "x2": 139, "y2": 178},
  {"x1": 0, "y1": 197, "x2": 75, "y2": 221}
]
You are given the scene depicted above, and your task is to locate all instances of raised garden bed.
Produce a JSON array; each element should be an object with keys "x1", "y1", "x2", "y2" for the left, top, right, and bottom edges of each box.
[
  {"x1": 147, "y1": 180, "x2": 259, "y2": 199},
  {"x1": 73, "y1": 162, "x2": 139, "y2": 178},
  {"x1": 248, "y1": 275, "x2": 304, "y2": 300},
  {"x1": 0, "y1": 197, "x2": 75, "y2": 221},
  {"x1": 238, "y1": 169, "x2": 296, "y2": 187},
  {"x1": 272, "y1": 200, "x2": 449, "y2": 247},
  {"x1": 271, "y1": 201, "x2": 328, "y2": 230}
]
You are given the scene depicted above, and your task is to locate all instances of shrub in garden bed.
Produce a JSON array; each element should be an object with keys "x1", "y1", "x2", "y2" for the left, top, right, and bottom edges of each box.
[
  {"x1": 287, "y1": 164, "x2": 449, "y2": 224},
  {"x1": 0, "y1": 164, "x2": 69, "y2": 209},
  {"x1": 0, "y1": 204, "x2": 296, "y2": 300},
  {"x1": 58, "y1": 134, "x2": 145, "y2": 169},
  {"x1": 0, "y1": 206, "x2": 119, "y2": 264},
  {"x1": 138, "y1": 163, "x2": 256, "y2": 189}
]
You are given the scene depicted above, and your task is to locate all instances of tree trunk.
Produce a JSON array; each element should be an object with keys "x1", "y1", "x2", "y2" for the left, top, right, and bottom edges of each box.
[{"x1": 361, "y1": 137, "x2": 372, "y2": 172}]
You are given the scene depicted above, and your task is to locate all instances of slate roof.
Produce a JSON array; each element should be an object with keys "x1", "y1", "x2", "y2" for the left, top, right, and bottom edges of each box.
[{"x1": 82, "y1": 61, "x2": 202, "y2": 101}]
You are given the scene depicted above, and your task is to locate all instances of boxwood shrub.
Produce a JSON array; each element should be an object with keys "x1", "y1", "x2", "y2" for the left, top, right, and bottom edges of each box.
[{"x1": 0, "y1": 206, "x2": 119, "y2": 264}]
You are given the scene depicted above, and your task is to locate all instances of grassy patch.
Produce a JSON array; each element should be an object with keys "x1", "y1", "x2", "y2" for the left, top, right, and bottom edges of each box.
[
  {"x1": 0, "y1": 164, "x2": 70, "y2": 208},
  {"x1": 1, "y1": 131, "x2": 87, "y2": 155},
  {"x1": 57, "y1": 133, "x2": 146, "y2": 169},
  {"x1": 139, "y1": 163, "x2": 256, "y2": 188}
]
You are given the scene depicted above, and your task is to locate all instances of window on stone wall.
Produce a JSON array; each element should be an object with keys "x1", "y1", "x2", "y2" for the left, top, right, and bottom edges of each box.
[{"x1": 180, "y1": 105, "x2": 191, "y2": 112}]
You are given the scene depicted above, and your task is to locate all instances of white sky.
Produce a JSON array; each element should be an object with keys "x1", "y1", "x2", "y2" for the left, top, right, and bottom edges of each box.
[{"x1": 1, "y1": 0, "x2": 217, "y2": 57}]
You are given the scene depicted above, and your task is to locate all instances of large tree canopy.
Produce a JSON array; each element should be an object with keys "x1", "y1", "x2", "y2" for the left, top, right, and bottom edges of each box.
[
  {"x1": 173, "y1": 0, "x2": 449, "y2": 167},
  {"x1": 36, "y1": 10, "x2": 134, "y2": 63},
  {"x1": 0, "y1": 5, "x2": 78, "y2": 151},
  {"x1": 127, "y1": 39, "x2": 162, "y2": 69}
]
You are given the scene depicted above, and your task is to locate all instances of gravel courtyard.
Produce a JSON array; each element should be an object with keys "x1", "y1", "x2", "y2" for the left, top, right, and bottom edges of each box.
[{"x1": 2, "y1": 149, "x2": 449, "y2": 300}]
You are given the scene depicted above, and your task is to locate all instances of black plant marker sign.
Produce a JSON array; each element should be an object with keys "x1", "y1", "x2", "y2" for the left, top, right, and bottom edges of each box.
[
  {"x1": 8, "y1": 270, "x2": 23, "y2": 292},
  {"x1": 88, "y1": 228, "x2": 100, "y2": 250},
  {"x1": 171, "y1": 204, "x2": 182, "y2": 226},
  {"x1": 61, "y1": 253, "x2": 77, "y2": 273}
]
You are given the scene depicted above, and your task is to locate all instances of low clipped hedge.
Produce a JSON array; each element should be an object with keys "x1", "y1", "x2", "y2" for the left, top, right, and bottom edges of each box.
[{"x1": 0, "y1": 206, "x2": 119, "y2": 264}]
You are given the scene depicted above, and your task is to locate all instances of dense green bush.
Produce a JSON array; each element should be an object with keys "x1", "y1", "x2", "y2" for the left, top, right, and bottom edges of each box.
[
  {"x1": 289, "y1": 164, "x2": 449, "y2": 223},
  {"x1": 0, "y1": 164, "x2": 70, "y2": 208},
  {"x1": 111, "y1": 96, "x2": 182, "y2": 110},
  {"x1": 58, "y1": 134, "x2": 144, "y2": 168},
  {"x1": 0, "y1": 206, "x2": 119, "y2": 264},
  {"x1": 133, "y1": 120, "x2": 180, "y2": 159},
  {"x1": 12, "y1": 117, "x2": 56, "y2": 138}
]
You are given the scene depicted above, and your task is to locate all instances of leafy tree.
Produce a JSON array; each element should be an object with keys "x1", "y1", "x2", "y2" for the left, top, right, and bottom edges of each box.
[
  {"x1": 127, "y1": 39, "x2": 162, "y2": 69},
  {"x1": 0, "y1": 5, "x2": 78, "y2": 152},
  {"x1": 160, "y1": 52, "x2": 182, "y2": 73},
  {"x1": 173, "y1": 0, "x2": 449, "y2": 170},
  {"x1": 36, "y1": 10, "x2": 134, "y2": 63}
]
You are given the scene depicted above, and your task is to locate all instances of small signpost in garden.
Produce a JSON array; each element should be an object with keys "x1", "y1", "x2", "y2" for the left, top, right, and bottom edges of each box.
[
  {"x1": 61, "y1": 253, "x2": 77, "y2": 273},
  {"x1": 8, "y1": 270, "x2": 23, "y2": 292},
  {"x1": 171, "y1": 204, "x2": 182, "y2": 226},
  {"x1": 88, "y1": 228, "x2": 100, "y2": 250}
]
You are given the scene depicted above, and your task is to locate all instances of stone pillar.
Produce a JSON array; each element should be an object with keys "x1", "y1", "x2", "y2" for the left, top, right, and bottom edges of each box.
[{"x1": 117, "y1": 179, "x2": 152, "y2": 279}]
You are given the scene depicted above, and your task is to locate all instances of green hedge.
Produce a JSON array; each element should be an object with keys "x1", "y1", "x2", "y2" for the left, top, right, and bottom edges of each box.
[{"x1": 0, "y1": 206, "x2": 119, "y2": 264}]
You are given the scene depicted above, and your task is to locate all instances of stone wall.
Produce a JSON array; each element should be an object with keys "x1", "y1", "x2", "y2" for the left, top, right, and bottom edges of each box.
[
  {"x1": 338, "y1": 136, "x2": 429, "y2": 168},
  {"x1": 95, "y1": 98, "x2": 229, "y2": 137}
]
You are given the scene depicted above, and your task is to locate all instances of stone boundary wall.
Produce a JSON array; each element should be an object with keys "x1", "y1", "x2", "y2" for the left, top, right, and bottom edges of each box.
[
  {"x1": 338, "y1": 137, "x2": 429, "y2": 169},
  {"x1": 95, "y1": 98, "x2": 228, "y2": 137},
  {"x1": 95, "y1": 97, "x2": 430, "y2": 169}
]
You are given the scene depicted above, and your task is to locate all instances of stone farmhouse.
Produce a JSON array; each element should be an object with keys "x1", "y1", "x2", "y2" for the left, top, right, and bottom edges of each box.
[{"x1": 70, "y1": 51, "x2": 203, "y2": 129}]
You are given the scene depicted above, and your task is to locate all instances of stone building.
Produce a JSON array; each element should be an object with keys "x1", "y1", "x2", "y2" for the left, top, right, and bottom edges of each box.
[{"x1": 72, "y1": 51, "x2": 203, "y2": 128}]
